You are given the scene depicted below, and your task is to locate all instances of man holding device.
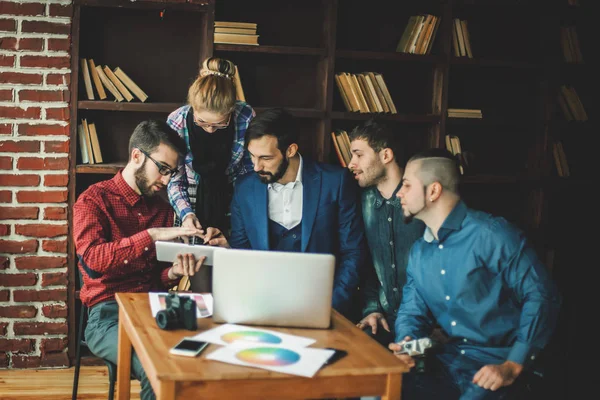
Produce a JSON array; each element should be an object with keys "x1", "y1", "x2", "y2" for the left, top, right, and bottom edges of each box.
[{"x1": 73, "y1": 120, "x2": 205, "y2": 400}]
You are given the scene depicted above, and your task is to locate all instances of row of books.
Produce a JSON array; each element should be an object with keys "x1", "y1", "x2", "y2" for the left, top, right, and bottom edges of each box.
[
  {"x1": 330, "y1": 129, "x2": 352, "y2": 168},
  {"x1": 445, "y1": 135, "x2": 466, "y2": 175},
  {"x1": 557, "y1": 85, "x2": 587, "y2": 121},
  {"x1": 214, "y1": 21, "x2": 259, "y2": 46},
  {"x1": 80, "y1": 58, "x2": 148, "y2": 102},
  {"x1": 396, "y1": 14, "x2": 440, "y2": 55},
  {"x1": 78, "y1": 119, "x2": 103, "y2": 164},
  {"x1": 552, "y1": 141, "x2": 570, "y2": 177},
  {"x1": 452, "y1": 19, "x2": 473, "y2": 58},
  {"x1": 447, "y1": 108, "x2": 482, "y2": 119},
  {"x1": 560, "y1": 26, "x2": 583, "y2": 63},
  {"x1": 335, "y1": 72, "x2": 397, "y2": 114}
]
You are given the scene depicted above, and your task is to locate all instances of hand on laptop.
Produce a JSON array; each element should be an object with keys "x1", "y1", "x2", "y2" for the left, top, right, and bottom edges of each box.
[
  {"x1": 168, "y1": 253, "x2": 206, "y2": 279},
  {"x1": 202, "y1": 227, "x2": 230, "y2": 248}
]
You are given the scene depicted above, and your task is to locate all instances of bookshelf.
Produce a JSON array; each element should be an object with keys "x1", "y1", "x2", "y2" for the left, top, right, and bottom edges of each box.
[{"x1": 68, "y1": 1, "x2": 582, "y2": 390}]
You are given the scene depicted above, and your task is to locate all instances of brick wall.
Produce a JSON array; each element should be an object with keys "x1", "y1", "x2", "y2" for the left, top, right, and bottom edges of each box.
[{"x1": 0, "y1": 0, "x2": 72, "y2": 369}]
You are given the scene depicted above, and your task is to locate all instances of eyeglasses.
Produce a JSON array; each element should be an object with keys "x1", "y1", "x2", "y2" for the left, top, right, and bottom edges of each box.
[
  {"x1": 136, "y1": 148, "x2": 179, "y2": 178},
  {"x1": 193, "y1": 113, "x2": 231, "y2": 129}
]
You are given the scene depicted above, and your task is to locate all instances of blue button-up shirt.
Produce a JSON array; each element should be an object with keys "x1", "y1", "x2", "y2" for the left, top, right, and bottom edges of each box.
[{"x1": 395, "y1": 201, "x2": 561, "y2": 367}]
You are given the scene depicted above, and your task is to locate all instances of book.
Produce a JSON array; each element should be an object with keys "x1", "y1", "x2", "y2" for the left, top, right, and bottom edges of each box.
[
  {"x1": 95, "y1": 66, "x2": 124, "y2": 102},
  {"x1": 338, "y1": 129, "x2": 353, "y2": 166},
  {"x1": 81, "y1": 119, "x2": 95, "y2": 164},
  {"x1": 87, "y1": 122, "x2": 103, "y2": 163},
  {"x1": 113, "y1": 67, "x2": 149, "y2": 102},
  {"x1": 349, "y1": 73, "x2": 369, "y2": 113},
  {"x1": 214, "y1": 32, "x2": 259, "y2": 45},
  {"x1": 396, "y1": 15, "x2": 419, "y2": 53},
  {"x1": 414, "y1": 14, "x2": 434, "y2": 55},
  {"x1": 331, "y1": 131, "x2": 347, "y2": 168},
  {"x1": 214, "y1": 21, "x2": 257, "y2": 29},
  {"x1": 334, "y1": 74, "x2": 352, "y2": 112},
  {"x1": 103, "y1": 66, "x2": 134, "y2": 102},
  {"x1": 460, "y1": 20, "x2": 473, "y2": 58},
  {"x1": 233, "y1": 65, "x2": 246, "y2": 102},
  {"x1": 362, "y1": 73, "x2": 383, "y2": 113},
  {"x1": 215, "y1": 27, "x2": 256, "y2": 35},
  {"x1": 425, "y1": 16, "x2": 440, "y2": 55},
  {"x1": 454, "y1": 19, "x2": 467, "y2": 57},
  {"x1": 87, "y1": 59, "x2": 107, "y2": 100},
  {"x1": 357, "y1": 74, "x2": 377, "y2": 113},
  {"x1": 77, "y1": 123, "x2": 90, "y2": 164},
  {"x1": 367, "y1": 72, "x2": 390, "y2": 113},
  {"x1": 80, "y1": 58, "x2": 94, "y2": 100},
  {"x1": 338, "y1": 73, "x2": 360, "y2": 112},
  {"x1": 373, "y1": 73, "x2": 397, "y2": 114}
]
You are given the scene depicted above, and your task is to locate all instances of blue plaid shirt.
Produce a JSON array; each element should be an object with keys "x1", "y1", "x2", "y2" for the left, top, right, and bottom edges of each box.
[{"x1": 166, "y1": 101, "x2": 255, "y2": 222}]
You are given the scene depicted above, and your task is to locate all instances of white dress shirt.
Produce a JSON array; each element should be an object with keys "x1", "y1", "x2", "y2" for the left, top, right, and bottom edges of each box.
[{"x1": 268, "y1": 155, "x2": 303, "y2": 229}]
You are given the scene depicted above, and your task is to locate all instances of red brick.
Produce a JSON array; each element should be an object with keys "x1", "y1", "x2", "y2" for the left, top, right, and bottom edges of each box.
[
  {"x1": 16, "y1": 190, "x2": 67, "y2": 203},
  {"x1": 13, "y1": 289, "x2": 67, "y2": 303},
  {"x1": 15, "y1": 256, "x2": 67, "y2": 270},
  {"x1": 41, "y1": 352, "x2": 69, "y2": 367},
  {"x1": 0, "y1": 190, "x2": 12, "y2": 202},
  {"x1": 46, "y1": 107, "x2": 70, "y2": 121},
  {"x1": 18, "y1": 124, "x2": 69, "y2": 136},
  {"x1": 0, "y1": 273, "x2": 36, "y2": 286},
  {"x1": 42, "y1": 239, "x2": 67, "y2": 253},
  {"x1": 41, "y1": 304, "x2": 67, "y2": 319},
  {"x1": 0, "y1": 289, "x2": 9, "y2": 301},
  {"x1": 44, "y1": 175, "x2": 69, "y2": 187},
  {"x1": 0, "y1": 18, "x2": 16, "y2": 32},
  {"x1": 0, "y1": 322, "x2": 7, "y2": 335},
  {"x1": 0, "y1": 106, "x2": 40, "y2": 119},
  {"x1": 0, "y1": 174, "x2": 41, "y2": 186},
  {"x1": 0, "y1": 339, "x2": 35, "y2": 353},
  {"x1": 15, "y1": 224, "x2": 67, "y2": 238},
  {"x1": 0, "y1": 37, "x2": 16, "y2": 50},
  {"x1": 0, "y1": 124, "x2": 11, "y2": 135},
  {"x1": 48, "y1": 38, "x2": 70, "y2": 52},
  {"x1": 0, "y1": 306, "x2": 37, "y2": 319},
  {"x1": 48, "y1": 3, "x2": 73, "y2": 17},
  {"x1": 0, "y1": 72, "x2": 42, "y2": 85},
  {"x1": 17, "y1": 38, "x2": 43, "y2": 51},
  {"x1": 0, "y1": 140, "x2": 40, "y2": 153},
  {"x1": 41, "y1": 272, "x2": 67, "y2": 287},
  {"x1": 0, "y1": 206, "x2": 39, "y2": 220},
  {"x1": 0, "y1": 239, "x2": 38, "y2": 253},
  {"x1": 44, "y1": 206, "x2": 67, "y2": 220},
  {"x1": 0, "y1": 89, "x2": 12, "y2": 101},
  {"x1": 0, "y1": 2, "x2": 45, "y2": 16},
  {"x1": 0, "y1": 156, "x2": 12, "y2": 169},
  {"x1": 46, "y1": 73, "x2": 70, "y2": 86},
  {"x1": 21, "y1": 55, "x2": 70, "y2": 69},
  {"x1": 12, "y1": 355, "x2": 42, "y2": 369},
  {"x1": 0, "y1": 54, "x2": 14, "y2": 67},
  {"x1": 19, "y1": 90, "x2": 69, "y2": 103},
  {"x1": 0, "y1": 255, "x2": 8, "y2": 268},
  {"x1": 0, "y1": 352, "x2": 7, "y2": 368},
  {"x1": 21, "y1": 21, "x2": 70, "y2": 35},
  {"x1": 13, "y1": 321, "x2": 67, "y2": 335},
  {"x1": 40, "y1": 338, "x2": 68, "y2": 353},
  {"x1": 44, "y1": 140, "x2": 69, "y2": 154},
  {"x1": 17, "y1": 157, "x2": 68, "y2": 170}
]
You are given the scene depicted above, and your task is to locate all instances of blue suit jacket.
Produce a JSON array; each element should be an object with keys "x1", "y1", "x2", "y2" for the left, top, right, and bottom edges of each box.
[{"x1": 229, "y1": 159, "x2": 366, "y2": 314}]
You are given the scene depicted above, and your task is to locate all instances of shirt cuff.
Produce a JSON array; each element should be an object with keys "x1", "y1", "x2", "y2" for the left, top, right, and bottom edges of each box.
[
  {"x1": 180, "y1": 208, "x2": 194, "y2": 223},
  {"x1": 160, "y1": 264, "x2": 179, "y2": 288},
  {"x1": 507, "y1": 341, "x2": 538, "y2": 368}
]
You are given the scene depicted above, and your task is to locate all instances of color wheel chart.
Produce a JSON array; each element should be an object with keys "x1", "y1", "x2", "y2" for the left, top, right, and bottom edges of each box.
[
  {"x1": 235, "y1": 347, "x2": 301, "y2": 366},
  {"x1": 221, "y1": 330, "x2": 282, "y2": 344}
]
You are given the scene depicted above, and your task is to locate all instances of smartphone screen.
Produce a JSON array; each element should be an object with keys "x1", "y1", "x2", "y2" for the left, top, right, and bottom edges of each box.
[
  {"x1": 170, "y1": 339, "x2": 209, "y2": 357},
  {"x1": 324, "y1": 348, "x2": 348, "y2": 365}
]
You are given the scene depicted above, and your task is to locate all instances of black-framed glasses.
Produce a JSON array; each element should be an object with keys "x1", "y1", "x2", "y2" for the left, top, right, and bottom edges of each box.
[
  {"x1": 136, "y1": 147, "x2": 179, "y2": 178},
  {"x1": 193, "y1": 113, "x2": 231, "y2": 129}
]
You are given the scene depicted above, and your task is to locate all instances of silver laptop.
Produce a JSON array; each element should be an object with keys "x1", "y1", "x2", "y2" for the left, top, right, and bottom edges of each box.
[{"x1": 212, "y1": 248, "x2": 335, "y2": 329}]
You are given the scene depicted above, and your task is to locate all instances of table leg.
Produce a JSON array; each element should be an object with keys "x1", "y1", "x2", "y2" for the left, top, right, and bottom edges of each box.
[
  {"x1": 157, "y1": 380, "x2": 175, "y2": 400},
  {"x1": 382, "y1": 373, "x2": 402, "y2": 400},
  {"x1": 117, "y1": 306, "x2": 132, "y2": 400}
]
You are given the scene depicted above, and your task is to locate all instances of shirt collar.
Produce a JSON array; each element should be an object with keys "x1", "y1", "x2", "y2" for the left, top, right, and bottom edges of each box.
[
  {"x1": 372, "y1": 181, "x2": 403, "y2": 209},
  {"x1": 113, "y1": 171, "x2": 143, "y2": 207},
  {"x1": 423, "y1": 200, "x2": 468, "y2": 243},
  {"x1": 268, "y1": 154, "x2": 303, "y2": 192}
]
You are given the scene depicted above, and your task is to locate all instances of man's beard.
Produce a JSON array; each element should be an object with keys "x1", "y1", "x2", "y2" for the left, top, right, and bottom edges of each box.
[
  {"x1": 134, "y1": 160, "x2": 158, "y2": 197},
  {"x1": 403, "y1": 199, "x2": 426, "y2": 224},
  {"x1": 257, "y1": 156, "x2": 289, "y2": 184}
]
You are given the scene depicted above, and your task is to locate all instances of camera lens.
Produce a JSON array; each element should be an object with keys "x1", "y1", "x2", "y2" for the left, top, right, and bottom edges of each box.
[{"x1": 156, "y1": 308, "x2": 178, "y2": 330}]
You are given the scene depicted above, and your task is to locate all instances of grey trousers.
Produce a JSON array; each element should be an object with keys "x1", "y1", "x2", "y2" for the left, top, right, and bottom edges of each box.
[{"x1": 85, "y1": 300, "x2": 156, "y2": 400}]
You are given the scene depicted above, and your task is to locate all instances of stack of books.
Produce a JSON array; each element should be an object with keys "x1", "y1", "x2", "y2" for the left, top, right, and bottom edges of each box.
[
  {"x1": 452, "y1": 19, "x2": 473, "y2": 58},
  {"x1": 334, "y1": 72, "x2": 397, "y2": 114},
  {"x1": 447, "y1": 108, "x2": 482, "y2": 119},
  {"x1": 330, "y1": 129, "x2": 352, "y2": 168},
  {"x1": 214, "y1": 21, "x2": 259, "y2": 46},
  {"x1": 445, "y1": 135, "x2": 466, "y2": 175},
  {"x1": 560, "y1": 26, "x2": 584, "y2": 63},
  {"x1": 78, "y1": 118, "x2": 103, "y2": 164},
  {"x1": 80, "y1": 58, "x2": 148, "y2": 102},
  {"x1": 396, "y1": 14, "x2": 440, "y2": 55},
  {"x1": 557, "y1": 85, "x2": 587, "y2": 121},
  {"x1": 552, "y1": 141, "x2": 570, "y2": 177}
]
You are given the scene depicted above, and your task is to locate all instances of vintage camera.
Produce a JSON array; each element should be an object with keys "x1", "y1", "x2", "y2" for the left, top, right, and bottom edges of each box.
[
  {"x1": 155, "y1": 293, "x2": 197, "y2": 331},
  {"x1": 397, "y1": 337, "x2": 434, "y2": 373}
]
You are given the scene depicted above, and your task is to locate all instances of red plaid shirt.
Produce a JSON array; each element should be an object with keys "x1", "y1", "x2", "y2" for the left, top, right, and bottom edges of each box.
[{"x1": 73, "y1": 172, "x2": 176, "y2": 307}]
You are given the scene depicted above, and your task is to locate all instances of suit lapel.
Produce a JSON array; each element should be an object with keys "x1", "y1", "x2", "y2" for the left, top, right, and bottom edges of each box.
[
  {"x1": 302, "y1": 160, "x2": 321, "y2": 252},
  {"x1": 252, "y1": 177, "x2": 269, "y2": 250}
]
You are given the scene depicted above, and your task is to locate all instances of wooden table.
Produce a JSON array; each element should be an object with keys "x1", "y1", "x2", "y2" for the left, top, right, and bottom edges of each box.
[{"x1": 115, "y1": 292, "x2": 408, "y2": 400}]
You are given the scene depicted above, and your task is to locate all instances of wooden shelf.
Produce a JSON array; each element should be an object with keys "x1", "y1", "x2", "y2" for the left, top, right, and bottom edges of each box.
[
  {"x1": 76, "y1": 163, "x2": 125, "y2": 175},
  {"x1": 255, "y1": 107, "x2": 324, "y2": 119},
  {"x1": 335, "y1": 50, "x2": 442, "y2": 63},
  {"x1": 214, "y1": 44, "x2": 326, "y2": 56},
  {"x1": 77, "y1": 0, "x2": 211, "y2": 11},
  {"x1": 78, "y1": 101, "x2": 183, "y2": 113},
  {"x1": 450, "y1": 57, "x2": 542, "y2": 70},
  {"x1": 331, "y1": 112, "x2": 439, "y2": 123}
]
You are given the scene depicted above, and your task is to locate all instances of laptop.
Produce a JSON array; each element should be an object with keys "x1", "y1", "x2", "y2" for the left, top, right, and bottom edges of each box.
[{"x1": 211, "y1": 248, "x2": 335, "y2": 329}]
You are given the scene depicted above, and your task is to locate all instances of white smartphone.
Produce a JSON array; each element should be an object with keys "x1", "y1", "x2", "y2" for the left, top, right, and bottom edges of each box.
[
  {"x1": 155, "y1": 240, "x2": 223, "y2": 265},
  {"x1": 169, "y1": 338, "x2": 209, "y2": 357}
]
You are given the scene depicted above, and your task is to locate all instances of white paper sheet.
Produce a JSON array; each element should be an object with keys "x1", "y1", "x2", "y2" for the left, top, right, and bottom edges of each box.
[
  {"x1": 190, "y1": 323, "x2": 316, "y2": 348},
  {"x1": 149, "y1": 292, "x2": 213, "y2": 318},
  {"x1": 206, "y1": 341, "x2": 334, "y2": 377}
]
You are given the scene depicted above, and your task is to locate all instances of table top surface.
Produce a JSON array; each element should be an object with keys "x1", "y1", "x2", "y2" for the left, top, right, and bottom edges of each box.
[{"x1": 116, "y1": 292, "x2": 409, "y2": 382}]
